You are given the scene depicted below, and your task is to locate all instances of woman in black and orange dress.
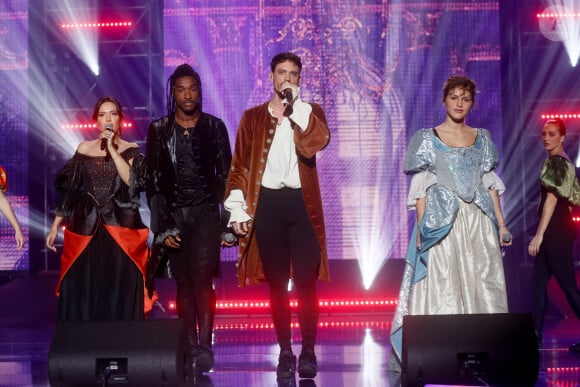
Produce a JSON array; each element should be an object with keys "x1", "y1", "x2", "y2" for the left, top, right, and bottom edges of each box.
[{"x1": 46, "y1": 96, "x2": 149, "y2": 320}]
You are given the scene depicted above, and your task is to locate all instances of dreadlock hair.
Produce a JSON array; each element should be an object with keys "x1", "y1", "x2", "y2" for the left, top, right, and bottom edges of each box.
[{"x1": 166, "y1": 64, "x2": 203, "y2": 114}]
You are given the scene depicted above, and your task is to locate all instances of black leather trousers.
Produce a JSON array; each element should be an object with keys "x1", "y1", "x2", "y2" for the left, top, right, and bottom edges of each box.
[{"x1": 167, "y1": 204, "x2": 220, "y2": 351}]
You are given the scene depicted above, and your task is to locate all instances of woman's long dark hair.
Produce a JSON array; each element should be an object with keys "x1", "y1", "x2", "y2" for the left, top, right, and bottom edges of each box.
[{"x1": 92, "y1": 96, "x2": 124, "y2": 138}]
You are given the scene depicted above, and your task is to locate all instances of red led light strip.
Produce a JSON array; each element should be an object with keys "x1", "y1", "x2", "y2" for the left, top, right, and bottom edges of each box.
[
  {"x1": 546, "y1": 366, "x2": 580, "y2": 384},
  {"x1": 213, "y1": 320, "x2": 391, "y2": 330},
  {"x1": 215, "y1": 299, "x2": 397, "y2": 309},
  {"x1": 166, "y1": 299, "x2": 398, "y2": 311},
  {"x1": 537, "y1": 13, "x2": 580, "y2": 18},
  {"x1": 547, "y1": 366, "x2": 580, "y2": 372},
  {"x1": 61, "y1": 123, "x2": 133, "y2": 130},
  {"x1": 60, "y1": 21, "x2": 133, "y2": 29},
  {"x1": 541, "y1": 114, "x2": 580, "y2": 120}
]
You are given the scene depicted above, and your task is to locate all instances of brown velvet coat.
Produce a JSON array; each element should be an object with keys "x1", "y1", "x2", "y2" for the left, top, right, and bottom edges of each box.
[{"x1": 226, "y1": 101, "x2": 330, "y2": 287}]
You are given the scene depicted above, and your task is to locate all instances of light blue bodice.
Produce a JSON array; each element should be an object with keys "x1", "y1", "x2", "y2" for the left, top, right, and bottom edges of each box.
[{"x1": 404, "y1": 128, "x2": 499, "y2": 231}]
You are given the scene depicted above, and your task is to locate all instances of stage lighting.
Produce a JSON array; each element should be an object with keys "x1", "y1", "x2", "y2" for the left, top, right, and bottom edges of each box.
[
  {"x1": 538, "y1": 3, "x2": 580, "y2": 67},
  {"x1": 61, "y1": 122, "x2": 133, "y2": 130},
  {"x1": 211, "y1": 298, "x2": 397, "y2": 313},
  {"x1": 60, "y1": 21, "x2": 133, "y2": 29},
  {"x1": 541, "y1": 113, "x2": 580, "y2": 120}
]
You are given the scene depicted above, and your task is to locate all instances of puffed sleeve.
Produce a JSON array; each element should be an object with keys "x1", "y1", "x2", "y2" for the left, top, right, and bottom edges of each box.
[
  {"x1": 124, "y1": 147, "x2": 147, "y2": 196},
  {"x1": 403, "y1": 129, "x2": 433, "y2": 174},
  {"x1": 407, "y1": 170, "x2": 436, "y2": 209},
  {"x1": 482, "y1": 171, "x2": 506, "y2": 195},
  {"x1": 54, "y1": 153, "x2": 83, "y2": 217},
  {"x1": 479, "y1": 129, "x2": 499, "y2": 173},
  {"x1": 541, "y1": 156, "x2": 580, "y2": 206}
]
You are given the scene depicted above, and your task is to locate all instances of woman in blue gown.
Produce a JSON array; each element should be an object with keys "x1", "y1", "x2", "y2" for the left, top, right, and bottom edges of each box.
[{"x1": 389, "y1": 75, "x2": 512, "y2": 370}]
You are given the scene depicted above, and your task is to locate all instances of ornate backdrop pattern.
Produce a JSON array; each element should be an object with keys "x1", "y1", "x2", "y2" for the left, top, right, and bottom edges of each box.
[{"x1": 163, "y1": 0, "x2": 502, "y2": 280}]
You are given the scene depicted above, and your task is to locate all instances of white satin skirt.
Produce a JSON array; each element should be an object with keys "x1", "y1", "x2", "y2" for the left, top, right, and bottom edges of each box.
[{"x1": 409, "y1": 200, "x2": 508, "y2": 315}]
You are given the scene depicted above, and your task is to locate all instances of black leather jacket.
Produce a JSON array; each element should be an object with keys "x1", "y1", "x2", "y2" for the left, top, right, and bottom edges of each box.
[{"x1": 145, "y1": 112, "x2": 232, "y2": 240}]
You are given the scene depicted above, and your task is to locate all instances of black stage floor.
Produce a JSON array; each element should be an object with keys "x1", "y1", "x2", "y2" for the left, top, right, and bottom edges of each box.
[{"x1": 0, "y1": 274, "x2": 579, "y2": 387}]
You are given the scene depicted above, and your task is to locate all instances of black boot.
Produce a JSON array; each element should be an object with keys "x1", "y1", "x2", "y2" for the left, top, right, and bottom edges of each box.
[
  {"x1": 298, "y1": 347, "x2": 317, "y2": 379},
  {"x1": 277, "y1": 348, "x2": 296, "y2": 379},
  {"x1": 196, "y1": 284, "x2": 216, "y2": 373},
  {"x1": 195, "y1": 344, "x2": 215, "y2": 373}
]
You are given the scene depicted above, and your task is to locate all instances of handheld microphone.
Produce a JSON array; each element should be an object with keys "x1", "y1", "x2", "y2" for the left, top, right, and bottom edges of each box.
[
  {"x1": 222, "y1": 232, "x2": 236, "y2": 244},
  {"x1": 101, "y1": 124, "x2": 113, "y2": 150},
  {"x1": 502, "y1": 233, "x2": 512, "y2": 243},
  {"x1": 282, "y1": 88, "x2": 293, "y2": 106}
]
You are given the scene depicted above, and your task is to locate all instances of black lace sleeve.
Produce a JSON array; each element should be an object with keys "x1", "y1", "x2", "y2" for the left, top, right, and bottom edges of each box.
[
  {"x1": 54, "y1": 153, "x2": 83, "y2": 217},
  {"x1": 214, "y1": 118, "x2": 233, "y2": 231},
  {"x1": 123, "y1": 147, "x2": 147, "y2": 196}
]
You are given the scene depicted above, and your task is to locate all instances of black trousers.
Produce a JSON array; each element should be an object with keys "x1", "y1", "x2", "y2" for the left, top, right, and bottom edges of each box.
[
  {"x1": 254, "y1": 187, "x2": 321, "y2": 351},
  {"x1": 167, "y1": 204, "x2": 220, "y2": 351},
  {"x1": 532, "y1": 230, "x2": 580, "y2": 334}
]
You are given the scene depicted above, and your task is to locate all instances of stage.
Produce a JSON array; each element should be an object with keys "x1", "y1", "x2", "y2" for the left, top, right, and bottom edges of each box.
[{"x1": 0, "y1": 271, "x2": 579, "y2": 387}]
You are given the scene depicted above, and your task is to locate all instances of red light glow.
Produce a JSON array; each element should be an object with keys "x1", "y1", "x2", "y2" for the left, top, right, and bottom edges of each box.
[
  {"x1": 545, "y1": 366, "x2": 580, "y2": 385},
  {"x1": 60, "y1": 21, "x2": 133, "y2": 29},
  {"x1": 537, "y1": 13, "x2": 580, "y2": 19},
  {"x1": 61, "y1": 123, "x2": 133, "y2": 130},
  {"x1": 541, "y1": 113, "x2": 580, "y2": 120},
  {"x1": 213, "y1": 320, "x2": 391, "y2": 331},
  {"x1": 205, "y1": 298, "x2": 397, "y2": 312}
]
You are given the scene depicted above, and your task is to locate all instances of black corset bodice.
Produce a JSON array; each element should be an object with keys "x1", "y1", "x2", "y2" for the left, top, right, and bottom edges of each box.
[{"x1": 84, "y1": 156, "x2": 117, "y2": 206}]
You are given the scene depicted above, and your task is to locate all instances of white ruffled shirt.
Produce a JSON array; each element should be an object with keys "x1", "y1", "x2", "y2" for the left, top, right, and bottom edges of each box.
[{"x1": 224, "y1": 90, "x2": 312, "y2": 226}]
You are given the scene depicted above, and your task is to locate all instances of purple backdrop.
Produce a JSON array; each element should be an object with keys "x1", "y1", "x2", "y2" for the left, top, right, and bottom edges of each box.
[
  {"x1": 0, "y1": 0, "x2": 502, "y2": 275},
  {"x1": 163, "y1": 0, "x2": 502, "y2": 268}
]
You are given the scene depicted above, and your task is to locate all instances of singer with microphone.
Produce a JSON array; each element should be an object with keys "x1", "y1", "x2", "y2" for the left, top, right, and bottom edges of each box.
[
  {"x1": 100, "y1": 124, "x2": 114, "y2": 151},
  {"x1": 224, "y1": 52, "x2": 330, "y2": 380},
  {"x1": 46, "y1": 96, "x2": 153, "y2": 321}
]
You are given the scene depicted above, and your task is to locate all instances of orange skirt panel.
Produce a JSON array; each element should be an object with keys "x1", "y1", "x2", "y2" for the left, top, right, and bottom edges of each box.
[{"x1": 55, "y1": 226, "x2": 149, "y2": 296}]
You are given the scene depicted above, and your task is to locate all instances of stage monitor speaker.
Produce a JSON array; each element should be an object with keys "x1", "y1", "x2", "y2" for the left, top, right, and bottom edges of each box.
[
  {"x1": 48, "y1": 319, "x2": 192, "y2": 387},
  {"x1": 402, "y1": 313, "x2": 539, "y2": 387}
]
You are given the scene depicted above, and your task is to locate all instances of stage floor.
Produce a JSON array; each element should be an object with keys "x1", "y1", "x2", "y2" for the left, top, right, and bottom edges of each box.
[{"x1": 0, "y1": 274, "x2": 579, "y2": 386}]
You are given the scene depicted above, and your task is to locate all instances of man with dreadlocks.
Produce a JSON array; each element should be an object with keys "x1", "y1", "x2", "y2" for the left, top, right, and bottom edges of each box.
[{"x1": 145, "y1": 64, "x2": 234, "y2": 373}]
